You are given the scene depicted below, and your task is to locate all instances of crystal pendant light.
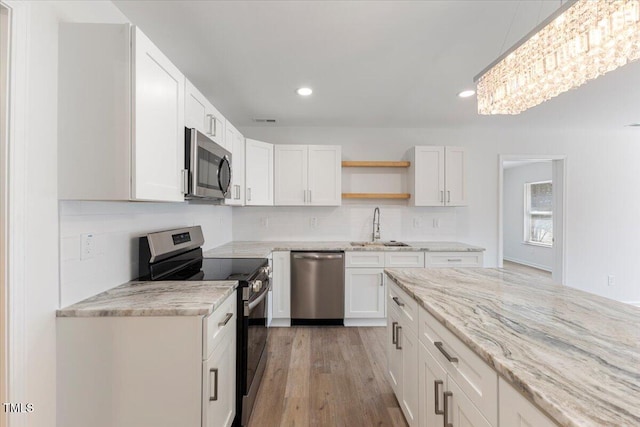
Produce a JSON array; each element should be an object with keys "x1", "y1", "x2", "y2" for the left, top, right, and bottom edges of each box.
[{"x1": 474, "y1": 0, "x2": 640, "y2": 115}]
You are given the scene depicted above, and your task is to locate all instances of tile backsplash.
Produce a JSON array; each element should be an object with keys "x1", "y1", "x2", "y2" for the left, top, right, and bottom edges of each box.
[
  {"x1": 232, "y1": 203, "x2": 457, "y2": 242},
  {"x1": 59, "y1": 201, "x2": 233, "y2": 307}
]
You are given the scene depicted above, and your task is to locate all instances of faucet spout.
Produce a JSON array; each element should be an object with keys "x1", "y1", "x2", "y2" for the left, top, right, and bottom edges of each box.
[{"x1": 372, "y1": 207, "x2": 381, "y2": 242}]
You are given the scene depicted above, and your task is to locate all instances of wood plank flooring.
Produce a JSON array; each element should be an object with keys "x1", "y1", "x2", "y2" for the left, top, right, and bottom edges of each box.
[
  {"x1": 247, "y1": 327, "x2": 407, "y2": 427},
  {"x1": 503, "y1": 260, "x2": 552, "y2": 279}
]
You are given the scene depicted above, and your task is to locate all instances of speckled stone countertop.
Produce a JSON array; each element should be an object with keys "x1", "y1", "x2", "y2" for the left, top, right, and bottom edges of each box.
[
  {"x1": 57, "y1": 281, "x2": 237, "y2": 317},
  {"x1": 203, "y1": 241, "x2": 485, "y2": 259},
  {"x1": 384, "y1": 268, "x2": 640, "y2": 427}
]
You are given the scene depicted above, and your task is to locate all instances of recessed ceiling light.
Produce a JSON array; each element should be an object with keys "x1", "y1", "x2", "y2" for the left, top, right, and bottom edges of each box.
[
  {"x1": 296, "y1": 87, "x2": 313, "y2": 96},
  {"x1": 458, "y1": 90, "x2": 476, "y2": 98}
]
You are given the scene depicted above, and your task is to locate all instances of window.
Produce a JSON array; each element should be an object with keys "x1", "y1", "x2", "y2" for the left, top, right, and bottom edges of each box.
[{"x1": 524, "y1": 181, "x2": 553, "y2": 246}]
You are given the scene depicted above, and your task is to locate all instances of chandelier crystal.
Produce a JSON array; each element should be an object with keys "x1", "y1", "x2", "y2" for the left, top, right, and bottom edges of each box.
[{"x1": 475, "y1": 0, "x2": 640, "y2": 115}]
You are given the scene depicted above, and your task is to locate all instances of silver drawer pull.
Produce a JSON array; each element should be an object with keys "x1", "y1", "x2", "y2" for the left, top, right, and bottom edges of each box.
[
  {"x1": 443, "y1": 391, "x2": 453, "y2": 427},
  {"x1": 392, "y1": 296, "x2": 404, "y2": 307},
  {"x1": 447, "y1": 258, "x2": 462, "y2": 262},
  {"x1": 434, "y1": 341, "x2": 458, "y2": 363},
  {"x1": 395, "y1": 325, "x2": 402, "y2": 350},
  {"x1": 391, "y1": 321, "x2": 398, "y2": 344},
  {"x1": 434, "y1": 380, "x2": 444, "y2": 415},
  {"x1": 218, "y1": 312, "x2": 233, "y2": 327},
  {"x1": 209, "y1": 368, "x2": 218, "y2": 401}
]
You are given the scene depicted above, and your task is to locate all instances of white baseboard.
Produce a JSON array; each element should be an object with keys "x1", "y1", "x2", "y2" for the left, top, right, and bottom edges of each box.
[
  {"x1": 269, "y1": 318, "x2": 291, "y2": 328},
  {"x1": 503, "y1": 256, "x2": 552, "y2": 272},
  {"x1": 344, "y1": 318, "x2": 386, "y2": 327}
]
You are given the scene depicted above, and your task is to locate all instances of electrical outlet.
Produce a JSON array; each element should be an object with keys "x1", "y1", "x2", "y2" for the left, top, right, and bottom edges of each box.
[
  {"x1": 310, "y1": 217, "x2": 318, "y2": 229},
  {"x1": 413, "y1": 218, "x2": 421, "y2": 228},
  {"x1": 260, "y1": 217, "x2": 269, "y2": 228},
  {"x1": 607, "y1": 275, "x2": 615, "y2": 287},
  {"x1": 81, "y1": 233, "x2": 96, "y2": 260},
  {"x1": 433, "y1": 218, "x2": 441, "y2": 228}
]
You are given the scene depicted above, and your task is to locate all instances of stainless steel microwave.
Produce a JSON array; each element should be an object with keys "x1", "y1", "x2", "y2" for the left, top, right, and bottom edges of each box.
[{"x1": 185, "y1": 128, "x2": 232, "y2": 201}]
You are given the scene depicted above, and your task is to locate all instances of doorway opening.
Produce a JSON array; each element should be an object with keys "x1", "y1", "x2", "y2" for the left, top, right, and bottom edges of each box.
[{"x1": 498, "y1": 155, "x2": 567, "y2": 284}]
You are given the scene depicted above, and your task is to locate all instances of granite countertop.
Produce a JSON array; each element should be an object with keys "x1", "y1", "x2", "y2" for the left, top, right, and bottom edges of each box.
[
  {"x1": 383, "y1": 267, "x2": 640, "y2": 427},
  {"x1": 57, "y1": 281, "x2": 238, "y2": 317},
  {"x1": 203, "y1": 241, "x2": 485, "y2": 259}
]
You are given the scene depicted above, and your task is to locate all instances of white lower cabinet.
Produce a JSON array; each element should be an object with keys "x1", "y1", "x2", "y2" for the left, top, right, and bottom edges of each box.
[
  {"x1": 499, "y1": 378, "x2": 556, "y2": 427},
  {"x1": 345, "y1": 268, "x2": 385, "y2": 319},
  {"x1": 418, "y1": 341, "x2": 447, "y2": 427},
  {"x1": 57, "y1": 292, "x2": 237, "y2": 427},
  {"x1": 387, "y1": 286, "x2": 418, "y2": 426},
  {"x1": 271, "y1": 251, "x2": 291, "y2": 326},
  {"x1": 448, "y1": 379, "x2": 492, "y2": 427}
]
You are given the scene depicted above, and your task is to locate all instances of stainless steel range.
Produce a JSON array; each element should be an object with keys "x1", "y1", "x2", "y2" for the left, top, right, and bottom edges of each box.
[{"x1": 138, "y1": 226, "x2": 270, "y2": 427}]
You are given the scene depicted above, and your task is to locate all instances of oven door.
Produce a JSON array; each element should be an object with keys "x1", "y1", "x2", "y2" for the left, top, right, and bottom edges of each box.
[
  {"x1": 243, "y1": 283, "x2": 269, "y2": 393},
  {"x1": 185, "y1": 128, "x2": 232, "y2": 200}
]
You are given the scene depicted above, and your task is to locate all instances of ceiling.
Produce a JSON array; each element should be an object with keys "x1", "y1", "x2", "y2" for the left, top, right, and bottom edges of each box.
[{"x1": 114, "y1": 0, "x2": 640, "y2": 129}]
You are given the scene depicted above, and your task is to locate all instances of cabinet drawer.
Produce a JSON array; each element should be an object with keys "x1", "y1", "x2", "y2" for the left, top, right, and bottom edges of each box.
[
  {"x1": 346, "y1": 251, "x2": 385, "y2": 268},
  {"x1": 385, "y1": 252, "x2": 425, "y2": 268},
  {"x1": 388, "y1": 282, "x2": 418, "y2": 334},
  {"x1": 425, "y1": 252, "x2": 483, "y2": 267},
  {"x1": 418, "y1": 307, "x2": 497, "y2": 426},
  {"x1": 203, "y1": 291, "x2": 237, "y2": 360}
]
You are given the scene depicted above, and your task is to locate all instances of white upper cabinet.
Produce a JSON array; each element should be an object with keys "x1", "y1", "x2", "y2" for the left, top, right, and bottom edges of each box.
[
  {"x1": 132, "y1": 28, "x2": 185, "y2": 202},
  {"x1": 245, "y1": 139, "x2": 274, "y2": 206},
  {"x1": 274, "y1": 145, "x2": 341, "y2": 206},
  {"x1": 58, "y1": 24, "x2": 185, "y2": 202},
  {"x1": 409, "y1": 146, "x2": 467, "y2": 207},
  {"x1": 184, "y1": 79, "x2": 227, "y2": 151},
  {"x1": 225, "y1": 121, "x2": 245, "y2": 206}
]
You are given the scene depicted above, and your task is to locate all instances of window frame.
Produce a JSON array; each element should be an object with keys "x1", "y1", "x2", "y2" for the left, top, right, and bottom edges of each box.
[{"x1": 523, "y1": 180, "x2": 553, "y2": 247}]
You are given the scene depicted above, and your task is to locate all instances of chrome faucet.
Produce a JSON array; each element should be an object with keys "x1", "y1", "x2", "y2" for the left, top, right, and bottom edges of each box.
[{"x1": 372, "y1": 207, "x2": 381, "y2": 242}]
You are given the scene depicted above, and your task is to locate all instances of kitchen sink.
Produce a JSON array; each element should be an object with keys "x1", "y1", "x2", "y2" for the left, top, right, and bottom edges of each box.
[{"x1": 350, "y1": 241, "x2": 409, "y2": 247}]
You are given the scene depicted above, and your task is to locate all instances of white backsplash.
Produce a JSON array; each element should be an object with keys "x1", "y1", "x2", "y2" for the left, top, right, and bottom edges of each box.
[
  {"x1": 59, "y1": 201, "x2": 233, "y2": 307},
  {"x1": 232, "y1": 203, "x2": 457, "y2": 242}
]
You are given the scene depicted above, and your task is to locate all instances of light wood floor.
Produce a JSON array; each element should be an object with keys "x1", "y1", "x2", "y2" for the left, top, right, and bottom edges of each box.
[
  {"x1": 503, "y1": 260, "x2": 552, "y2": 279},
  {"x1": 247, "y1": 327, "x2": 407, "y2": 427}
]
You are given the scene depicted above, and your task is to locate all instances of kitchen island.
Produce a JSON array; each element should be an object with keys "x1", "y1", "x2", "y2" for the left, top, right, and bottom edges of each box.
[{"x1": 384, "y1": 267, "x2": 640, "y2": 427}]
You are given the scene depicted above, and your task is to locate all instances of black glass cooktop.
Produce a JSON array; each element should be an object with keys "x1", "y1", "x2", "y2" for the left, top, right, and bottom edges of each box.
[{"x1": 158, "y1": 257, "x2": 267, "y2": 282}]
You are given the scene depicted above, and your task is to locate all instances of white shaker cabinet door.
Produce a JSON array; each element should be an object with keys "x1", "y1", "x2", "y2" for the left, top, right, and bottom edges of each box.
[
  {"x1": 274, "y1": 145, "x2": 308, "y2": 205},
  {"x1": 225, "y1": 123, "x2": 245, "y2": 205},
  {"x1": 418, "y1": 343, "x2": 447, "y2": 427},
  {"x1": 185, "y1": 79, "x2": 209, "y2": 134},
  {"x1": 203, "y1": 327, "x2": 236, "y2": 427},
  {"x1": 245, "y1": 139, "x2": 274, "y2": 206},
  {"x1": 387, "y1": 306, "x2": 403, "y2": 397},
  {"x1": 444, "y1": 146, "x2": 467, "y2": 206},
  {"x1": 132, "y1": 27, "x2": 185, "y2": 202},
  {"x1": 448, "y1": 379, "x2": 492, "y2": 427},
  {"x1": 344, "y1": 268, "x2": 386, "y2": 319},
  {"x1": 400, "y1": 324, "x2": 419, "y2": 427},
  {"x1": 308, "y1": 145, "x2": 342, "y2": 206},
  {"x1": 412, "y1": 146, "x2": 445, "y2": 206}
]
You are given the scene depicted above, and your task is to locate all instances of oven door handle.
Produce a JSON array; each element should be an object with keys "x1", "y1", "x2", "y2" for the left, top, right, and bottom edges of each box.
[{"x1": 245, "y1": 287, "x2": 269, "y2": 316}]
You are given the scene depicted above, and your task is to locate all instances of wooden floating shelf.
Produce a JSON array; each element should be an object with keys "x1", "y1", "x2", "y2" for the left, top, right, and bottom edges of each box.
[
  {"x1": 341, "y1": 161, "x2": 410, "y2": 168},
  {"x1": 342, "y1": 193, "x2": 411, "y2": 200}
]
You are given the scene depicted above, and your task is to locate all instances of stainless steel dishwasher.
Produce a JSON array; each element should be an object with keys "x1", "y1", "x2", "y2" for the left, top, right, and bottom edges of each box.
[{"x1": 291, "y1": 252, "x2": 344, "y2": 325}]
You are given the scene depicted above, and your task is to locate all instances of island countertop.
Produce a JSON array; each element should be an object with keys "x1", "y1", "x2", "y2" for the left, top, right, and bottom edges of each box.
[
  {"x1": 383, "y1": 267, "x2": 640, "y2": 427},
  {"x1": 203, "y1": 240, "x2": 485, "y2": 259},
  {"x1": 56, "y1": 280, "x2": 238, "y2": 317}
]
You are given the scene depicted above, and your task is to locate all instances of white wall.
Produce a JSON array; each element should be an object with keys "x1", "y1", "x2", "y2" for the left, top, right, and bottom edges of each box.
[
  {"x1": 503, "y1": 162, "x2": 553, "y2": 271},
  {"x1": 59, "y1": 202, "x2": 232, "y2": 307},
  {"x1": 238, "y1": 126, "x2": 640, "y2": 304}
]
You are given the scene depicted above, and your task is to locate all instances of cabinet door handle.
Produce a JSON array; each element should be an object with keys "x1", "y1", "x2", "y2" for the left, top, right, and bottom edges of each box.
[
  {"x1": 206, "y1": 115, "x2": 213, "y2": 135},
  {"x1": 395, "y1": 325, "x2": 402, "y2": 350},
  {"x1": 434, "y1": 341, "x2": 459, "y2": 363},
  {"x1": 392, "y1": 296, "x2": 404, "y2": 307},
  {"x1": 447, "y1": 190, "x2": 451, "y2": 203},
  {"x1": 247, "y1": 187, "x2": 251, "y2": 201},
  {"x1": 379, "y1": 272, "x2": 384, "y2": 286},
  {"x1": 308, "y1": 190, "x2": 312, "y2": 204},
  {"x1": 434, "y1": 380, "x2": 444, "y2": 415},
  {"x1": 212, "y1": 116, "x2": 217, "y2": 137},
  {"x1": 209, "y1": 368, "x2": 219, "y2": 401},
  {"x1": 218, "y1": 313, "x2": 233, "y2": 327},
  {"x1": 440, "y1": 190, "x2": 444, "y2": 203},
  {"x1": 443, "y1": 391, "x2": 453, "y2": 427},
  {"x1": 181, "y1": 169, "x2": 189, "y2": 195},
  {"x1": 447, "y1": 258, "x2": 462, "y2": 262},
  {"x1": 392, "y1": 321, "x2": 398, "y2": 344}
]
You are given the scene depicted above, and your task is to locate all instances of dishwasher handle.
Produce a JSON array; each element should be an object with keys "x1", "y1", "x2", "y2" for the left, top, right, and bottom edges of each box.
[{"x1": 292, "y1": 253, "x2": 343, "y2": 260}]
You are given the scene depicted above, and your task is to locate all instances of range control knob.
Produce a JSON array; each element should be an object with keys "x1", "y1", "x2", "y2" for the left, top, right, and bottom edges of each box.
[
  {"x1": 252, "y1": 280, "x2": 263, "y2": 293},
  {"x1": 261, "y1": 266, "x2": 271, "y2": 275}
]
